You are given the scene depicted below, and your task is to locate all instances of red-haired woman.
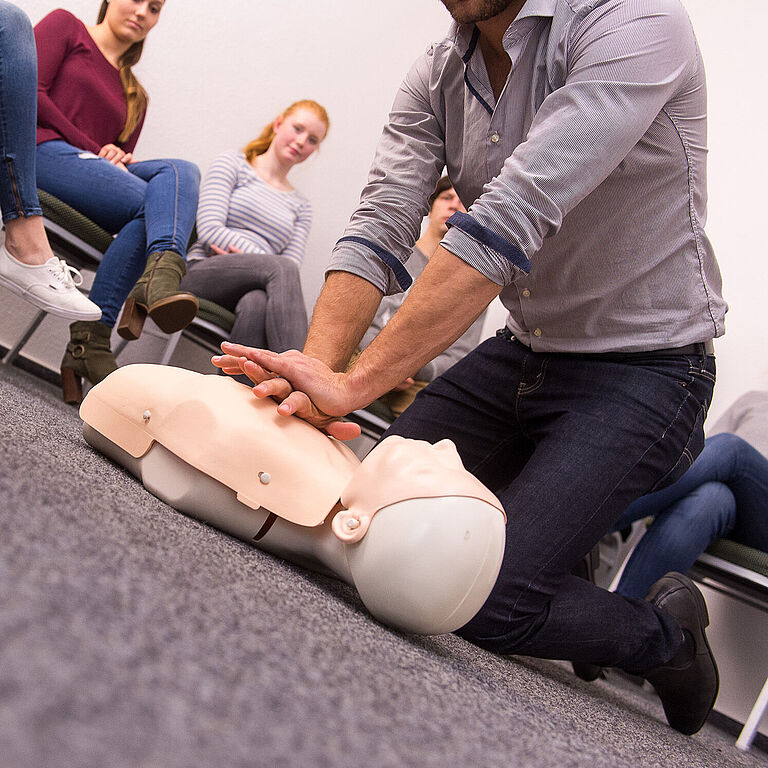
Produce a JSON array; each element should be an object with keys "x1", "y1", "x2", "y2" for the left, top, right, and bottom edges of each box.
[{"x1": 181, "y1": 100, "x2": 329, "y2": 354}]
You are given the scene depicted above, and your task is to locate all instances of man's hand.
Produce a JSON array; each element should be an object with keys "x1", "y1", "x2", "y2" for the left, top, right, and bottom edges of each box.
[
  {"x1": 390, "y1": 377, "x2": 415, "y2": 392},
  {"x1": 212, "y1": 342, "x2": 362, "y2": 441}
]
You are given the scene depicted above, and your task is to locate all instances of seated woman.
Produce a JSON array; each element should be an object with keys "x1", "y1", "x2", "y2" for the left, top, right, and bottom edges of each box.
[
  {"x1": 355, "y1": 176, "x2": 486, "y2": 419},
  {"x1": 180, "y1": 100, "x2": 329, "y2": 354},
  {"x1": 613, "y1": 390, "x2": 768, "y2": 598},
  {"x1": 33, "y1": 2, "x2": 200, "y2": 403},
  {"x1": 0, "y1": 2, "x2": 101, "y2": 321}
]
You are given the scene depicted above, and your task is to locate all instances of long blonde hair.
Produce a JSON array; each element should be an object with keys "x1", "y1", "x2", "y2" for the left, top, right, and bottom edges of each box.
[
  {"x1": 244, "y1": 100, "x2": 330, "y2": 162},
  {"x1": 97, "y1": 1, "x2": 148, "y2": 144}
]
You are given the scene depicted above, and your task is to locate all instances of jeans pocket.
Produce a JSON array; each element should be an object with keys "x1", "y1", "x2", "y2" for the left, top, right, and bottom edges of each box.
[{"x1": 648, "y1": 397, "x2": 708, "y2": 494}]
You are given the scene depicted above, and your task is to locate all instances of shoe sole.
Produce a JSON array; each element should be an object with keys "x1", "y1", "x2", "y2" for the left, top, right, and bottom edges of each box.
[
  {"x1": 147, "y1": 294, "x2": 199, "y2": 334},
  {"x1": 0, "y1": 273, "x2": 101, "y2": 322}
]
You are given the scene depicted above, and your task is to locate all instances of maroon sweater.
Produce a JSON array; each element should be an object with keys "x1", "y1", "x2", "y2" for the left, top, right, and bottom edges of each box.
[{"x1": 34, "y1": 9, "x2": 145, "y2": 154}]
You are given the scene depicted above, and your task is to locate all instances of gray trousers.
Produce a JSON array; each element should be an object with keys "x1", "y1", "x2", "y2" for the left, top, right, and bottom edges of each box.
[{"x1": 181, "y1": 253, "x2": 308, "y2": 352}]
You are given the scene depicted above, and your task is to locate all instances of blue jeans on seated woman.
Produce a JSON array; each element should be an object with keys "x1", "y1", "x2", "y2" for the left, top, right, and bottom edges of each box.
[
  {"x1": 0, "y1": 1, "x2": 41, "y2": 222},
  {"x1": 35, "y1": 140, "x2": 200, "y2": 326},
  {"x1": 613, "y1": 432, "x2": 768, "y2": 598}
]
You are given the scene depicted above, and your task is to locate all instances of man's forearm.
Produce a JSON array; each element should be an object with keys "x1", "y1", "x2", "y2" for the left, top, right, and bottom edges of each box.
[
  {"x1": 346, "y1": 247, "x2": 502, "y2": 407},
  {"x1": 303, "y1": 271, "x2": 383, "y2": 371}
]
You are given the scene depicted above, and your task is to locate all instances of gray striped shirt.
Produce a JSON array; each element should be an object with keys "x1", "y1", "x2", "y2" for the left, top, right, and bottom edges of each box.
[
  {"x1": 328, "y1": 0, "x2": 726, "y2": 353},
  {"x1": 188, "y1": 151, "x2": 312, "y2": 267}
]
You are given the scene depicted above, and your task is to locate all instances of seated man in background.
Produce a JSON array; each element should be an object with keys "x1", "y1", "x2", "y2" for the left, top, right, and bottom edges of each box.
[
  {"x1": 613, "y1": 389, "x2": 768, "y2": 598},
  {"x1": 354, "y1": 177, "x2": 487, "y2": 420}
]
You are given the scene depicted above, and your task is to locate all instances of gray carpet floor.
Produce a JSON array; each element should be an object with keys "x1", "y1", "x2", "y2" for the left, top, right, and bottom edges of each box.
[{"x1": 1, "y1": 363, "x2": 767, "y2": 768}]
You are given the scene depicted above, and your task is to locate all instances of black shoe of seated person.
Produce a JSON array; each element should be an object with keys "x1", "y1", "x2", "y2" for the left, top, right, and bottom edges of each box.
[
  {"x1": 570, "y1": 545, "x2": 605, "y2": 682},
  {"x1": 643, "y1": 572, "x2": 719, "y2": 735}
]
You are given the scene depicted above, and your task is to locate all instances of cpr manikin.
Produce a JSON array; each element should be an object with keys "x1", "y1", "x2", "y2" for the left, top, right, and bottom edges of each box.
[{"x1": 79, "y1": 365, "x2": 506, "y2": 634}]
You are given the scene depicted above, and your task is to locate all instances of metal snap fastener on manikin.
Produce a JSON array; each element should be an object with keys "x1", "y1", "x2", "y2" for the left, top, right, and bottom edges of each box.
[
  {"x1": 533, "y1": 328, "x2": 542, "y2": 337},
  {"x1": 522, "y1": 289, "x2": 531, "y2": 297},
  {"x1": 490, "y1": 132, "x2": 500, "y2": 143}
]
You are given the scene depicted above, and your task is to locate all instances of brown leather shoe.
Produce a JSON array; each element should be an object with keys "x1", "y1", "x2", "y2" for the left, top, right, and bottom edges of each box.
[{"x1": 643, "y1": 572, "x2": 719, "y2": 735}]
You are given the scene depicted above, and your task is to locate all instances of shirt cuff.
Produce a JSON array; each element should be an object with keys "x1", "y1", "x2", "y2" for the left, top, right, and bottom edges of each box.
[
  {"x1": 442, "y1": 212, "x2": 531, "y2": 286},
  {"x1": 328, "y1": 237, "x2": 412, "y2": 295}
]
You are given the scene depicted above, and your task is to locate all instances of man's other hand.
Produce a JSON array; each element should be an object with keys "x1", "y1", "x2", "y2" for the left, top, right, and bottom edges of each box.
[{"x1": 212, "y1": 342, "x2": 362, "y2": 441}]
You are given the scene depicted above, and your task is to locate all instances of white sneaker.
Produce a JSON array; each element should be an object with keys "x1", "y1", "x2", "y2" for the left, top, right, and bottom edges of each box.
[{"x1": 0, "y1": 245, "x2": 101, "y2": 321}]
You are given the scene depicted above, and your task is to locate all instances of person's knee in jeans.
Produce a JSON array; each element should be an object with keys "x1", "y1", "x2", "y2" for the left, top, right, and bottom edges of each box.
[{"x1": 233, "y1": 289, "x2": 267, "y2": 349}]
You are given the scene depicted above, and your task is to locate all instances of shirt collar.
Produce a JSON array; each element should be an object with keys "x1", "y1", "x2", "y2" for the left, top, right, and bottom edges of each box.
[{"x1": 450, "y1": 0, "x2": 557, "y2": 58}]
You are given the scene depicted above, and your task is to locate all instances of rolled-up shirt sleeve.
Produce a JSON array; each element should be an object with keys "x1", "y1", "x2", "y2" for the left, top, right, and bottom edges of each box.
[
  {"x1": 328, "y1": 50, "x2": 446, "y2": 295},
  {"x1": 441, "y1": 0, "x2": 697, "y2": 285}
]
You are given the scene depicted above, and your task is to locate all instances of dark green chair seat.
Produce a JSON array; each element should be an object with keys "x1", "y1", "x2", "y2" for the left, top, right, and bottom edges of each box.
[
  {"x1": 197, "y1": 298, "x2": 235, "y2": 333},
  {"x1": 690, "y1": 538, "x2": 768, "y2": 749},
  {"x1": 37, "y1": 189, "x2": 114, "y2": 255},
  {"x1": 705, "y1": 539, "x2": 768, "y2": 580}
]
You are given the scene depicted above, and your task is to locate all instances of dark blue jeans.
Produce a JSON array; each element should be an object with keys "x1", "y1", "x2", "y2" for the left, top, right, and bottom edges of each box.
[
  {"x1": 385, "y1": 329, "x2": 716, "y2": 674},
  {"x1": 614, "y1": 433, "x2": 768, "y2": 598},
  {"x1": 0, "y1": 1, "x2": 42, "y2": 222},
  {"x1": 35, "y1": 140, "x2": 200, "y2": 326}
]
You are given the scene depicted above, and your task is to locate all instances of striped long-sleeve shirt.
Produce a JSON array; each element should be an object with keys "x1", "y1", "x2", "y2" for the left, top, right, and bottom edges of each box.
[
  {"x1": 188, "y1": 151, "x2": 312, "y2": 267},
  {"x1": 328, "y1": 0, "x2": 726, "y2": 353}
]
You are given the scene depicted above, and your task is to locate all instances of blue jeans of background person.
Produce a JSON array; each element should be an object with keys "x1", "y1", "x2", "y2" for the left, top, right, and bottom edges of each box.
[
  {"x1": 385, "y1": 328, "x2": 716, "y2": 674},
  {"x1": 35, "y1": 140, "x2": 200, "y2": 326},
  {"x1": 0, "y1": 1, "x2": 42, "y2": 222},
  {"x1": 612, "y1": 433, "x2": 768, "y2": 599}
]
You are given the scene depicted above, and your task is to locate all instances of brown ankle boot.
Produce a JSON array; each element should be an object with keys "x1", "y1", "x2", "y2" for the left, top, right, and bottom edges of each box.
[
  {"x1": 60, "y1": 321, "x2": 118, "y2": 404},
  {"x1": 117, "y1": 250, "x2": 198, "y2": 340}
]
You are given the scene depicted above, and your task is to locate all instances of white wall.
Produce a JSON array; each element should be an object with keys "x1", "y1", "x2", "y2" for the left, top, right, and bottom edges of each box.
[{"x1": 14, "y1": 0, "x2": 768, "y2": 421}]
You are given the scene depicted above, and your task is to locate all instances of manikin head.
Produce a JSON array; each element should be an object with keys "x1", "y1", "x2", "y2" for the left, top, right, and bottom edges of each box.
[
  {"x1": 336, "y1": 437, "x2": 506, "y2": 634},
  {"x1": 334, "y1": 435, "x2": 503, "y2": 543}
]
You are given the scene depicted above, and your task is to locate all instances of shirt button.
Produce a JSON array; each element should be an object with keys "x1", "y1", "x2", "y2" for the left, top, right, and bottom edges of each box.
[
  {"x1": 522, "y1": 289, "x2": 531, "y2": 298},
  {"x1": 490, "y1": 132, "x2": 500, "y2": 144},
  {"x1": 533, "y1": 328, "x2": 542, "y2": 337}
]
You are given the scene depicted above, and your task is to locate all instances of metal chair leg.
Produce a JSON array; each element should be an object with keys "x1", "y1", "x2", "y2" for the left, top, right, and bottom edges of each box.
[
  {"x1": 736, "y1": 674, "x2": 768, "y2": 751},
  {"x1": 159, "y1": 331, "x2": 183, "y2": 366}
]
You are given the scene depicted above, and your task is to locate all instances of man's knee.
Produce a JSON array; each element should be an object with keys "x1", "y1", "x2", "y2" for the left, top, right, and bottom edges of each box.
[{"x1": 457, "y1": 604, "x2": 546, "y2": 654}]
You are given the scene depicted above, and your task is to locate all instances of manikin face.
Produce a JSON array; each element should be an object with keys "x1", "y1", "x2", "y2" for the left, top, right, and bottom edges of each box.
[
  {"x1": 337, "y1": 435, "x2": 503, "y2": 541},
  {"x1": 439, "y1": 0, "x2": 516, "y2": 24},
  {"x1": 105, "y1": 0, "x2": 164, "y2": 44},
  {"x1": 429, "y1": 186, "x2": 465, "y2": 235},
  {"x1": 271, "y1": 108, "x2": 327, "y2": 166}
]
